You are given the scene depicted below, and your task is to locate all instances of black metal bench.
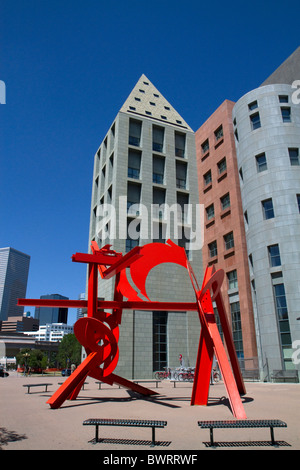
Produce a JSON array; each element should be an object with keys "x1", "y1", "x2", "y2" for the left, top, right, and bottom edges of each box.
[
  {"x1": 170, "y1": 380, "x2": 193, "y2": 387},
  {"x1": 83, "y1": 418, "x2": 167, "y2": 447},
  {"x1": 23, "y1": 383, "x2": 52, "y2": 394},
  {"x1": 271, "y1": 369, "x2": 299, "y2": 383},
  {"x1": 133, "y1": 379, "x2": 161, "y2": 388},
  {"x1": 242, "y1": 369, "x2": 260, "y2": 381},
  {"x1": 198, "y1": 419, "x2": 287, "y2": 447},
  {"x1": 58, "y1": 381, "x2": 89, "y2": 390}
]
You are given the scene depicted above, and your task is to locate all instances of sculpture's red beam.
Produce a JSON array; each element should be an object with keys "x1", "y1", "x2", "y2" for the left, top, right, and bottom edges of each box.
[{"x1": 18, "y1": 299, "x2": 198, "y2": 312}]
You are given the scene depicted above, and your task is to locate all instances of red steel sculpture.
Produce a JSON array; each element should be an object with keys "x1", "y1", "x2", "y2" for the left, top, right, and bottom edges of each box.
[{"x1": 18, "y1": 240, "x2": 247, "y2": 418}]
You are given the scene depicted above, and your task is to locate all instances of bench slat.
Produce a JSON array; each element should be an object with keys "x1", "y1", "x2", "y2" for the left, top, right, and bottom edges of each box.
[
  {"x1": 198, "y1": 419, "x2": 286, "y2": 428},
  {"x1": 83, "y1": 418, "x2": 167, "y2": 427}
]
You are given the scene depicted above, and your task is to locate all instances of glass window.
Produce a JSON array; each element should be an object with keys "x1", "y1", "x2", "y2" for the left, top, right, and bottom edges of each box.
[
  {"x1": 217, "y1": 157, "x2": 227, "y2": 174},
  {"x1": 279, "y1": 95, "x2": 288, "y2": 103},
  {"x1": 248, "y1": 100, "x2": 258, "y2": 111},
  {"x1": 224, "y1": 232, "x2": 234, "y2": 250},
  {"x1": 129, "y1": 119, "x2": 142, "y2": 146},
  {"x1": 214, "y1": 125, "x2": 223, "y2": 142},
  {"x1": 230, "y1": 301, "x2": 244, "y2": 359},
  {"x1": 175, "y1": 132, "x2": 186, "y2": 157},
  {"x1": 201, "y1": 139, "x2": 209, "y2": 154},
  {"x1": 153, "y1": 312, "x2": 168, "y2": 371},
  {"x1": 289, "y1": 148, "x2": 299, "y2": 166},
  {"x1": 176, "y1": 161, "x2": 187, "y2": 189},
  {"x1": 256, "y1": 153, "x2": 267, "y2": 172},
  {"x1": 128, "y1": 149, "x2": 141, "y2": 179},
  {"x1": 208, "y1": 240, "x2": 217, "y2": 258},
  {"x1": 281, "y1": 107, "x2": 291, "y2": 122},
  {"x1": 220, "y1": 193, "x2": 230, "y2": 210},
  {"x1": 206, "y1": 203, "x2": 214, "y2": 220},
  {"x1": 262, "y1": 198, "x2": 275, "y2": 219},
  {"x1": 250, "y1": 112, "x2": 261, "y2": 130},
  {"x1": 152, "y1": 126, "x2": 164, "y2": 153},
  {"x1": 227, "y1": 269, "x2": 238, "y2": 289},
  {"x1": 268, "y1": 244, "x2": 281, "y2": 267},
  {"x1": 203, "y1": 170, "x2": 212, "y2": 186},
  {"x1": 274, "y1": 284, "x2": 288, "y2": 319},
  {"x1": 153, "y1": 155, "x2": 165, "y2": 184}
]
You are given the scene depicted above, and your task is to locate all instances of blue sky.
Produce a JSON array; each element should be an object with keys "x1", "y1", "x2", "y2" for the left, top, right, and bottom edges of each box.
[{"x1": 1, "y1": 0, "x2": 299, "y2": 325}]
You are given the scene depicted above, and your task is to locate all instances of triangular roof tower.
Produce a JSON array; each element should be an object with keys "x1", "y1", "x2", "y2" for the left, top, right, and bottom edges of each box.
[{"x1": 120, "y1": 74, "x2": 193, "y2": 131}]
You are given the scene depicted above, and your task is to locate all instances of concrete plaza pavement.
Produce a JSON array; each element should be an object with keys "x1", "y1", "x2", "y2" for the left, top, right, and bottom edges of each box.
[{"x1": 0, "y1": 372, "x2": 299, "y2": 451}]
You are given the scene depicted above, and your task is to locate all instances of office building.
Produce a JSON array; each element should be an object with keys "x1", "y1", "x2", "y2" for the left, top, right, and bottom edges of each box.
[
  {"x1": 0, "y1": 247, "x2": 30, "y2": 322},
  {"x1": 195, "y1": 100, "x2": 258, "y2": 371},
  {"x1": 25, "y1": 323, "x2": 73, "y2": 342},
  {"x1": 195, "y1": 47, "x2": 300, "y2": 379},
  {"x1": 76, "y1": 293, "x2": 87, "y2": 321},
  {"x1": 0, "y1": 313, "x2": 39, "y2": 333},
  {"x1": 233, "y1": 81, "x2": 300, "y2": 375},
  {"x1": 88, "y1": 74, "x2": 203, "y2": 379},
  {"x1": 35, "y1": 294, "x2": 69, "y2": 325}
]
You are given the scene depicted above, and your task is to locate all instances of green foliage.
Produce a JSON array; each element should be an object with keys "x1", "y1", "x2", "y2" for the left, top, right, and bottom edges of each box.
[
  {"x1": 16, "y1": 348, "x2": 48, "y2": 370},
  {"x1": 57, "y1": 334, "x2": 81, "y2": 368}
]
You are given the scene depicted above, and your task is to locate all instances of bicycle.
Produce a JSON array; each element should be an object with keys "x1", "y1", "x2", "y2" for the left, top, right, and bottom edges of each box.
[
  {"x1": 178, "y1": 367, "x2": 195, "y2": 382},
  {"x1": 154, "y1": 367, "x2": 172, "y2": 380}
]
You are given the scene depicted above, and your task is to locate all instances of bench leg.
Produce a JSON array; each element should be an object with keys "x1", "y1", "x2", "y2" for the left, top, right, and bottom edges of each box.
[
  {"x1": 209, "y1": 427, "x2": 215, "y2": 447},
  {"x1": 151, "y1": 427, "x2": 156, "y2": 447},
  {"x1": 270, "y1": 427, "x2": 277, "y2": 446},
  {"x1": 95, "y1": 425, "x2": 99, "y2": 443}
]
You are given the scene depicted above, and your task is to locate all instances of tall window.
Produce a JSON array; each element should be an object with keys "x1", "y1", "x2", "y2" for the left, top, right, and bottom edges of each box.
[
  {"x1": 289, "y1": 148, "x2": 299, "y2": 166},
  {"x1": 268, "y1": 244, "x2": 281, "y2": 267},
  {"x1": 153, "y1": 155, "x2": 165, "y2": 184},
  {"x1": 227, "y1": 269, "x2": 238, "y2": 289},
  {"x1": 256, "y1": 152, "x2": 267, "y2": 172},
  {"x1": 127, "y1": 182, "x2": 141, "y2": 216},
  {"x1": 128, "y1": 149, "x2": 141, "y2": 179},
  {"x1": 208, "y1": 240, "x2": 217, "y2": 258},
  {"x1": 250, "y1": 112, "x2": 261, "y2": 130},
  {"x1": 201, "y1": 139, "x2": 209, "y2": 154},
  {"x1": 230, "y1": 302, "x2": 244, "y2": 360},
  {"x1": 220, "y1": 193, "x2": 230, "y2": 210},
  {"x1": 177, "y1": 192, "x2": 189, "y2": 223},
  {"x1": 126, "y1": 218, "x2": 139, "y2": 253},
  {"x1": 217, "y1": 157, "x2": 227, "y2": 175},
  {"x1": 262, "y1": 198, "x2": 275, "y2": 220},
  {"x1": 153, "y1": 312, "x2": 168, "y2": 371},
  {"x1": 281, "y1": 107, "x2": 291, "y2": 122},
  {"x1": 176, "y1": 161, "x2": 187, "y2": 189},
  {"x1": 203, "y1": 169, "x2": 212, "y2": 186},
  {"x1": 214, "y1": 125, "x2": 223, "y2": 142},
  {"x1": 175, "y1": 132, "x2": 186, "y2": 157},
  {"x1": 152, "y1": 126, "x2": 165, "y2": 153},
  {"x1": 152, "y1": 187, "x2": 166, "y2": 219},
  {"x1": 129, "y1": 119, "x2": 142, "y2": 146},
  {"x1": 273, "y1": 284, "x2": 292, "y2": 369},
  {"x1": 224, "y1": 231, "x2": 234, "y2": 250},
  {"x1": 206, "y1": 203, "x2": 215, "y2": 220}
]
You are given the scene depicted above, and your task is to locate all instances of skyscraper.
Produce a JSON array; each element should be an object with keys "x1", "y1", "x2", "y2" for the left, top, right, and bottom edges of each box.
[
  {"x1": 88, "y1": 75, "x2": 203, "y2": 379},
  {"x1": 35, "y1": 294, "x2": 69, "y2": 325},
  {"x1": 0, "y1": 247, "x2": 30, "y2": 322}
]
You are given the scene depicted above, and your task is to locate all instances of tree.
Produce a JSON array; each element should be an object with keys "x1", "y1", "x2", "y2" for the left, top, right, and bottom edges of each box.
[
  {"x1": 57, "y1": 334, "x2": 81, "y2": 368},
  {"x1": 16, "y1": 348, "x2": 48, "y2": 371}
]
